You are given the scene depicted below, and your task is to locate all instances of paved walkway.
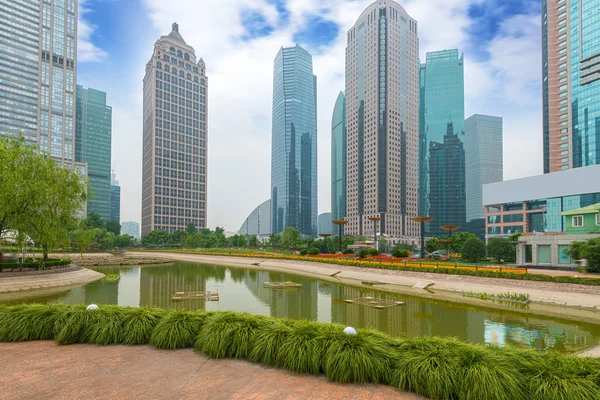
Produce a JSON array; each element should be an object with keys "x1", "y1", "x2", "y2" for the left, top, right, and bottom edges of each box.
[
  {"x1": 0, "y1": 342, "x2": 420, "y2": 400},
  {"x1": 0, "y1": 267, "x2": 103, "y2": 294}
]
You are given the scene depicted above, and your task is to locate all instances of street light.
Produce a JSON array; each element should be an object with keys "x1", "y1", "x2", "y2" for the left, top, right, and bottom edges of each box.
[
  {"x1": 411, "y1": 216, "x2": 434, "y2": 258},
  {"x1": 332, "y1": 219, "x2": 348, "y2": 252},
  {"x1": 319, "y1": 233, "x2": 332, "y2": 254},
  {"x1": 440, "y1": 225, "x2": 461, "y2": 257},
  {"x1": 367, "y1": 216, "x2": 382, "y2": 250}
]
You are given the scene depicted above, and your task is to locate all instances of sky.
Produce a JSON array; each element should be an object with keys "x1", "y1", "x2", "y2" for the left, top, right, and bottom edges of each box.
[{"x1": 76, "y1": 0, "x2": 543, "y2": 232}]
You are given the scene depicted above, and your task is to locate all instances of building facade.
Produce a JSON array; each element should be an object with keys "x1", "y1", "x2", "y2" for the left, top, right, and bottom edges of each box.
[
  {"x1": 141, "y1": 23, "x2": 208, "y2": 236},
  {"x1": 562, "y1": 203, "x2": 600, "y2": 234},
  {"x1": 0, "y1": 0, "x2": 84, "y2": 175},
  {"x1": 121, "y1": 221, "x2": 140, "y2": 239},
  {"x1": 345, "y1": 0, "x2": 420, "y2": 242},
  {"x1": 75, "y1": 86, "x2": 112, "y2": 220},
  {"x1": 238, "y1": 199, "x2": 271, "y2": 240},
  {"x1": 419, "y1": 49, "x2": 465, "y2": 226},
  {"x1": 270, "y1": 45, "x2": 317, "y2": 237},
  {"x1": 542, "y1": 0, "x2": 600, "y2": 173},
  {"x1": 318, "y1": 212, "x2": 333, "y2": 235},
  {"x1": 331, "y1": 91, "x2": 346, "y2": 222},
  {"x1": 483, "y1": 164, "x2": 600, "y2": 240},
  {"x1": 428, "y1": 123, "x2": 466, "y2": 235},
  {"x1": 465, "y1": 114, "x2": 503, "y2": 239},
  {"x1": 110, "y1": 171, "x2": 120, "y2": 223}
]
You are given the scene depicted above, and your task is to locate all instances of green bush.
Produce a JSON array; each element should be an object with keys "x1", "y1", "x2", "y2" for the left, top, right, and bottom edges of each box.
[
  {"x1": 357, "y1": 249, "x2": 368, "y2": 258},
  {"x1": 487, "y1": 238, "x2": 516, "y2": 263},
  {"x1": 299, "y1": 249, "x2": 307, "y2": 256},
  {"x1": 342, "y1": 248, "x2": 354, "y2": 255},
  {"x1": 566, "y1": 238, "x2": 600, "y2": 273},
  {"x1": 462, "y1": 238, "x2": 486, "y2": 263},
  {"x1": 392, "y1": 249, "x2": 409, "y2": 258},
  {"x1": 0, "y1": 258, "x2": 71, "y2": 271},
  {"x1": 0, "y1": 304, "x2": 599, "y2": 399},
  {"x1": 307, "y1": 247, "x2": 320, "y2": 256},
  {"x1": 367, "y1": 248, "x2": 379, "y2": 256}
]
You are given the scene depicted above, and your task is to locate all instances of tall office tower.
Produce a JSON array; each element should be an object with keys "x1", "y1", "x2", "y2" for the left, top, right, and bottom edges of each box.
[
  {"x1": 75, "y1": 86, "x2": 112, "y2": 220},
  {"x1": 542, "y1": 0, "x2": 600, "y2": 173},
  {"x1": 465, "y1": 114, "x2": 503, "y2": 239},
  {"x1": 345, "y1": 0, "x2": 420, "y2": 241},
  {"x1": 141, "y1": 23, "x2": 208, "y2": 236},
  {"x1": 110, "y1": 171, "x2": 120, "y2": 223},
  {"x1": 428, "y1": 123, "x2": 466, "y2": 235},
  {"x1": 270, "y1": 45, "x2": 317, "y2": 236},
  {"x1": 331, "y1": 91, "x2": 346, "y2": 222},
  {"x1": 0, "y1": 0, "x2": 84, "y2": 172},
  {"x1": 419, "y1": 49, "x2": 465, "y2": 234}
]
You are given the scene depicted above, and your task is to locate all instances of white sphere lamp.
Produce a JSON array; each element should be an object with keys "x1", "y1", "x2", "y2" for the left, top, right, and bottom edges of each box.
[
  {"x1": 86, "y1": 304, "x2": 99, "y2": 311},
  {"x1": 343, "y1": 326, "x2": 357, "y2": 335}
]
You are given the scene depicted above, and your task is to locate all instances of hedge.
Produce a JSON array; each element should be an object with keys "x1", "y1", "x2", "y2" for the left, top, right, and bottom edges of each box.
[
  {"x1": 0, "y1": 258, "x2": 71, "y2": 272},
  {"x1": 0, "y1": 304, "x2": 598, "y2": 400}
]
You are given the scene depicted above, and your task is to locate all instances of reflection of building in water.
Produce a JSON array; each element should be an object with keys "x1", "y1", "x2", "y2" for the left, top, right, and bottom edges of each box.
[{"x1": 139, "y1": 265, "x2": 207, "y2": 310}]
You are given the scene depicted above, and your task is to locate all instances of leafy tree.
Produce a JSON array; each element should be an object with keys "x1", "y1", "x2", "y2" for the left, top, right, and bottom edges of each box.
[
  {"x1": 357, "y1": 249, "x2": 368, "y2": 258},
  {"x1": 100, "y1": 232, "x2": 115, "y2": 251},
  {"x1": 214, "y1": 227, "x2": 227, "y2": 247},
  {"x1": 393, "y1": 248, "x2": 409, "y2": 258},
  {"x1": 186, "y1": 223, "x2": 197, "y2": 235},
  {"x1": 114, "y1": 234, "x2": 132, "y2": 248},
  {"x1": 142, "y1": 230, "x2": 170, "y2": 247},
  {"x1": 508, "y1": 231, "x2": 523, "y2": 242},
  {"x1": 248, "y1": 236, "x2": 258, "y2": 247},
  {"x1": 304, "y1": 236, "x2": 315, "y2": 248},
  {"x1": 281, "y1": 226, "x2": 301, "y2": 249},
  {"x1": 450, "y1": 232, "x2": 478, "y2": 253},
  {"x1": 355, "y1": 235, "x2": 367, "y2": 242},
  {"x1": 368, "y1": 248, "x2": 379, "y2": 256},
  {"x1": 85, "y1": 212, "x2": 105, "y2": 229},
  {"x1": 425, "y1": 237, "x2": 442, "y2": 253},
  {"x1": 487, "y1": 238, "x2": 516, "y2": 263},
  {"x1": 342, "y1": 236, "x2": 355, "y2": 249},
  {"x1": 73, "y1": 229, "x2": 93, "y2": 255},
  {"x1": 229, "y1": 234, "x2": 246, "y2": 247},
  {"x1": 268, "y1": 233, "x2": 282, "y2": 248},
  {"x1": 461, "y1": 237, "x2": 486, "y2": 263},
  {"x1": 307, "y1": 247, "x2": 320, "y2": 256},
  {"x1": 566, "y1": 238, "x2": 600, "y2": 273},
  {"x1": 170, "y1": 230, "x2": 188, "y2": 245},
  {"x1": 106, "y1": 220, "x2": 121, "y2": 235}
]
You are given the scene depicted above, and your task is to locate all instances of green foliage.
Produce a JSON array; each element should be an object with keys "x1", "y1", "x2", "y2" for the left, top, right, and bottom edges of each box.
[
  {"x1": 85, "y1": 212, "x2": 105, "y2": 229},
  {"x1": 248, "y1": 236, "x2": 259, "y2": 247},
  {"x1": 101, "y1": 274, "x2": 120, "y2": 283},
  {"x1": 100, "y1": 232, "x2": 115, "y2": 250},
  {"x1": 185, "y1": 223, "x2": 197, "y2": 235},
  {"x1": 281, "y1": 226, "x2": 301, "y2": 249},
  {"x1": 462, "y1": 237, "x2": 486, "y2": 263},
  {"x1": 105, "y1": 220, "x2": 121, "y2": 236},
  {"x1": 487, "y1": 238, "x2": 517, "y2": 263},
  {"x1": 0, "y1": 258, "x2": 71, "y2": 271},
  {"x1": 357, "y1": 249, "x2": 368, "y2": 258},
  {"x1": 462, "y1": 291, "x2": 530, "y2": 303},
  {"x1": 142, "y1": 229, "x2": 171, "y2": 247},
  {"x1": 307, "y1": 247, "x2": 320, "y2": 256},
  {"x1": 425, "y1": 237, "x2": 443, "y2": 253},
  {"x1": 299, "y1": 249, "x2": 307, "y2": 256},
  {"x1": 1, "y1": 304, "x2": 600, "y2": 399},
  {"x1": 367, "y1": 248, "x2": 379, "y2": 256},
  {"x1": 565, "y1": 238, "x2": 600, "y2": 273},
  {"x1": 228, "y1": 234, "x2": 247, "y2": 247},
  {"x1": 268, "y1": 233, "x2": 282, "y2": 248},
  {"x1": 508, "y1": 232, "x2": 523, "y2": 242},
  {"x1": 342, "y1": 248, "x2": 354, "y2": 255},
  {"x1": 450, "y1": 232, "x2": 478, "y2": 253},
  {"x1": 114, "y1": 234, "x2": 132, "y2": 248},
  {"x1": 393, "y1": 249, "x2": 410, "y2": 258}
]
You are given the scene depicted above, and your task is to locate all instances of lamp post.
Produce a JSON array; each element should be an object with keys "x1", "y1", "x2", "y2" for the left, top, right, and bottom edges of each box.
[
  {"x1": 332, "y1": 220, "x2": 348, "y2": 252},
  {"x1": 411, "y1": 216, "x2": 434, "y2": 258},
  {"x1": 367, "y1": 216, "x2": 382, "y2": 250},
  {"x1": 319, "y1": 233, "x2": 332, "y2": 254},
  {"x1": 440, "y1": 225, "x2": 461, "y2": 257}
]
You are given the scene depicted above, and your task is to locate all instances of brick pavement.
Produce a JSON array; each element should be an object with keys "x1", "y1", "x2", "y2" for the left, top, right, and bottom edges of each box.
[{"x1": 0, "y1": 342, "x2": 422, "y2": 400}]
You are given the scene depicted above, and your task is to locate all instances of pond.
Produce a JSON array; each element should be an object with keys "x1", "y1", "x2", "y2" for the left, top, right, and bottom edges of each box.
[{"x1": 3, "y1": 261, "x2": 600, "y2": 353}]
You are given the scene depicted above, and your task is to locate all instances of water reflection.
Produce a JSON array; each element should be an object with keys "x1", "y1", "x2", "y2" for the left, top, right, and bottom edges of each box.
[{"x1": 3, "y1": 261, "x2": 600, "y2": 353}]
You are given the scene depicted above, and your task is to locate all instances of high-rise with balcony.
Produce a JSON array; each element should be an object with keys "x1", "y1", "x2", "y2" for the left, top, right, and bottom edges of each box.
[
  {"x1": 0, "y1": 0, "x2": 83, "y2": 174},
  {"x1": 331, "y1": 91, "x2": 346, "y2": 223},
  {"x1": 419, "y1": 49, "x2": 465, "y2": 234},
  {"x1": 345, "y1": 0, "x2": 420, "y2": 241},
  {"x1": 141, "y1": 23, "x2": 208, "y2": 236},
  {"x1": 76, "y1": 86, "x2": 112, "y2": 221},
  {"x1": 465, "y1": 114, "x2": 503, "y2": 239},
  {"x1": 270, "y1": 45, "x2": 317, "y2": 237},
  {"x1": 542, "y1": 0, "x2": 600, "y2": 173}
]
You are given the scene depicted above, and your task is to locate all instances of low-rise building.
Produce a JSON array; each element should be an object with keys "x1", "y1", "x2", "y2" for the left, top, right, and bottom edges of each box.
[{"x1": 562, "y1": 203, "x2": 600, "y2": 235}]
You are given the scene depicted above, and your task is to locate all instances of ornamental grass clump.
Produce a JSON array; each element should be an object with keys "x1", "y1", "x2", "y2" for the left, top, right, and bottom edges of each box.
[
  {"x1": 247, "y1": 318, "x2": 294, "y2": 366},
  {"x1": 0, "y1": 304, "x2": 68, "y2": 342},
  {"x1": 54, "y1": 306, "x2": 110, "y2": 345},
  {"x1": 149, "y1": 310, "x2": 206, "y2": 349},
  {"x1": 121, "y1": 307, "x2": 164, "y2": 345},
  {"x1": 196, "y1": 312, "x2": 261, "y2": 359}
]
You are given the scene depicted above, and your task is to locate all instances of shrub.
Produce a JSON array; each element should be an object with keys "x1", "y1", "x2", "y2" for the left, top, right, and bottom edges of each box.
[
  {"x1": 462, "y1": 237, "x2": 486, "y2": 263},
  {"x1": 367, "y1": 248, "x2": 379, "y2": 256},
  {"x1": 307, "y1": 247, "x2": 320, "y2": 256},
  {"x1": 149, "y1": 310, "x2": 205, "y2": 349},
  {"x1": 342, "y1": 248, "x2": 354, "y2": 254},
  {"x1": 121, "y1": 307, "x2": 164, "y2": 345},
  {"x1": 197, "y1": 312, "x2": 260, "y2": 359},
  {"x1": 392, "y1": 249, "x2": 409, "y2": 258},
  {"x1": 0, "y1": 258, "x2": 71, "y2": 271},
  {"x1": 565, "y1": 238, "x2": 600, "y2": 273},
  {"x1": 357, "y1": 249, "x2": 368, "y2": 258},
  {"x1": 299, "y1": 249, "x2": 307, "y2": 256}
]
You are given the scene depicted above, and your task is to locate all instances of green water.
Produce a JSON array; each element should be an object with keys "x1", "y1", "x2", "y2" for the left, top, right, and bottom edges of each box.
[{"x1": 3, "y1": 261, "x2": 600, "y2": 353}]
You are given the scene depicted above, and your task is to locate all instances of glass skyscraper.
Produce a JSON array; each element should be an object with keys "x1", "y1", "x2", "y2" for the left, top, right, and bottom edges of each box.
[
  {"x1": 76, "y1": 86, "x2": 112, "y2": 221},
  {"x1": 110, "y1": 171, "x2": 120, "y2": 223},
  {"x1": 419, "y1": 49, "x2": 465, "y2": 234},
  {"x1": 542, "y1": 0, "x2": 600, "y2": 172},
  {"x1": 465, "y1": 114, "x2": 503, "y2": 239},
  {"x1": 331, "y1": 91, "x2": 346, "y2": 222},
  {"x1": 0, "y1": 0, "x2": 84, "y2": 174},
  {"x1": 270, "y1": 45, "x2": 317, "y2": 236}
]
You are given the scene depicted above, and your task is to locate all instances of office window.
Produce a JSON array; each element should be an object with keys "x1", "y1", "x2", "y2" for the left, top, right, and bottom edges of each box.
[
  {"x1": 596, "y1": 214, "x2": 600, "y2": 226},
  {"x1": 572, "y1": 215, "x2": 583, "y2": 227}
]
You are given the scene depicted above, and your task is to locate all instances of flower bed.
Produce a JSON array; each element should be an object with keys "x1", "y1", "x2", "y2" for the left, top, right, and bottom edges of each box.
[{"x1": 0, "y1": 304, "x2": 599, "y2": 399}]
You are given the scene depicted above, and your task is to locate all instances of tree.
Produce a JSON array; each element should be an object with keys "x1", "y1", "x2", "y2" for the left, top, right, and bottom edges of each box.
[
  {"x1": 114, "y1": 234, "x2": 132, "y2": 248},
  {"x1": 461, "y1": 237, "x2": 486, "y2": 263},
  {"x1": 393, "y1": 248, "x2": 409, "y2": 258},
  {"x1": 73, "y1": 229, "x2": 93, "y2": 255},
  {"x1": 487, "y1": 238, "x2": 516, "y2": 263},
  {"x1": 106, "y1": 220, "x2": 121, "y2": 235},
  {"x1": 85, "y1": 212, "x2": 105, "y2": 229},
  {"x1": 307, "y1": 247, "x2": 320, "y2": 256},
  {"x1": 170, "y1": 230, "x2": 188, "y2": 245},
  {"x1": 355, "y1": 235, "x2": 367, "y2": 242},
  {"x1": 268, "y1": 233, "x2": 282, "y2": 248},
  {"x1": 425, "y1": 237, "x2": 442, "y2": 253},
  {"x1": 248, "y1": 236, "x2": 258, "y2": 247},
  {"x1": 214, "y1": 227, "x2": 227, "y2": 247},
  {"x1": 566, "y1": 238, "x2": 600, "y2": 273},
  {"x1": 450, "y1": 232, "x2": 478, "y2": 253},
  {"x1": 186, "y1": 223, "x2": 197, "y2": 235},
  {"x1": 281, "y1": 226, "x2": 301, "y2": 249},
  {"x1": 368, "y1": 248, "x2": 379, "y2": 256},
  {"x1": 142, "y1": 230, "x2": 170, "y2": 247},
  {"x1": 100, "y1": 232, "x2": 115, "y2": 250}
]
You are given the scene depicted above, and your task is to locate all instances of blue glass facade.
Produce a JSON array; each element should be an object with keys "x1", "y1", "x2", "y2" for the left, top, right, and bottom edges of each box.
[
  {"x1": 271, "y1": 45, "x2": 317, "y2": 236},
  {"x1": 331, "y1": 91, "x2": 346, "y2": 222},
  {"x1": 110, "y1": 184, "x2": 120, "y2": 223},
  {"x1": 419, "y1": 49, "x2": 465, "y2": 233}
]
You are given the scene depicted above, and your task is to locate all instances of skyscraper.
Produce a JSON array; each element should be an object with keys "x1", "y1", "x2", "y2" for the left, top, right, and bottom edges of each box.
[
  {"x1": 76, "y1": 86, "x2": 112, "y2": 221},
  {"x1": 419, "y1": 49, "x2": 465, "y2": 232},
  {"x1": 110, "y1": 171, "x2": 120, "y2": 223},
  {"x1": 465, "y1": 114, "x2": 503, "y2": 239},
  {"x1": 345, "y1": 0, "x2": 420, "y2": 241},
  {"x1": 428, "y1": 123, "x2": 466, "y2": 236},
  {"x1": 0, "y1": 0, "x2": 84, "y2": 173},
  {"x1": 331, "y1": 91, "x2": 346, "y2": 222},
  {"x1": 141, "y1": 23, "x2": 208, "y2": 236},
  {"x1": 270, "y1": 45, "x2": 317, "y2": 236},
  {"x1": 122, "y1": 221, "x2": 140, "y2": 239},
  {"x1": 542, "y1": 0, "x2": 600, "y2": 173}
]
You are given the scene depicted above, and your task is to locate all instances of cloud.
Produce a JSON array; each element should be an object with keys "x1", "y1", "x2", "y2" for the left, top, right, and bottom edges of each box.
[
  {"x1": 78, "y1": 1, "x2": 108, "y2": 62},
  {"x1": 104, "y1": 0, "x2": 544, "y2": 231}
]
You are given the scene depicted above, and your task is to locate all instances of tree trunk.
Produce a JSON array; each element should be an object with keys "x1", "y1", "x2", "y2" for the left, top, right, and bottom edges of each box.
[{"x1": 43, "y1": 244, "x2": 49, "y2": 262}]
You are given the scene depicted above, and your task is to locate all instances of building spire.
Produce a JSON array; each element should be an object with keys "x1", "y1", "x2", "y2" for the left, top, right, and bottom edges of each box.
[{"x1": 172, "y1": 22, "x2": 179, "y2": 32}]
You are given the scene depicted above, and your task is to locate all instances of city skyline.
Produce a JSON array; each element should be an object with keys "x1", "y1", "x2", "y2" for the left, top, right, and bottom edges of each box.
[{"x1": 5, "y1": 0, "x2": 553, "y2": 232}]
